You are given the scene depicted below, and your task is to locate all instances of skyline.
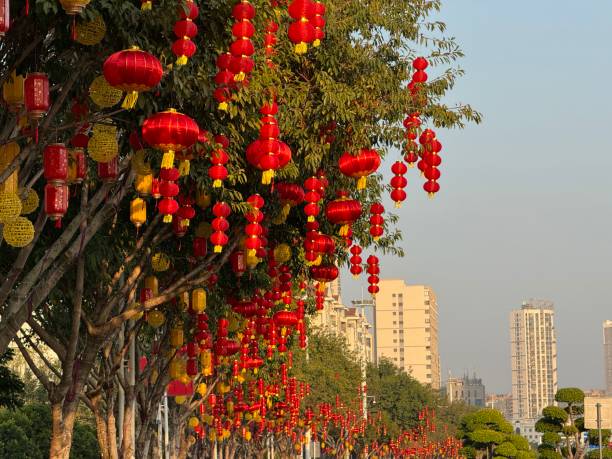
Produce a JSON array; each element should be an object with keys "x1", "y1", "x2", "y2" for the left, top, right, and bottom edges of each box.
[{"x1": 341, "y1": 0, "x2": 612, "y2": 393}]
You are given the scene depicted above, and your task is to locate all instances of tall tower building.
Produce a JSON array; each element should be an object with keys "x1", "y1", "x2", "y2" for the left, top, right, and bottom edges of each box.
[
  {"x1": 510, "y1": 300, "x2": 558, "y2": 421},
  {"x1": 604, "y1": 320, "x2": 612, "y2": 395},
  {"x1": 375, "y1": 280, "x2": 440, "y2": 389}
]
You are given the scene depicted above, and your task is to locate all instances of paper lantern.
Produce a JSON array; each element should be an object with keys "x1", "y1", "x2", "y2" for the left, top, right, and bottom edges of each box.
[
  {"x1": 88, "y1": 128, "x2": 118, "y2": 163},
  {"x1": 0, "y1": 191, "x2": 22, "y2": 222},
  {"x1": 2, "y1": 72, "x2": 24, "y2": 112},
  {"x1": 59, "y1": 0, "x2": 90, "y2": 14},
  {"x1": 24, "y1": 73, "x2": 50, "y2": 121},
  {"x1": 0, "y1": 0, "x2": 9, "y2": 36},
  {"x1": 152, "y1": 252, "x2": 170, "y2": 272},
  {"x1": 135, "y1": 174, "x2": 153, "y2": 196},
  {"x1": 43, "y1": 144, "x2": 68, "y2": 184},
  {"x1": 3, "y1": 217, "x2": 34, "y2": 247},
  {"x1": 97, "y1": 157, "x2": 119, "y2": 182},
  {"x1": 142, "y1": 109, "x2": 199, "y2": 169},
  {"x1": 147, "y1": 310, "x2": 165, "y2": 328},
  {"x1": 325, "y1": 192, "x2": 362, "y2": 236},
  {"x1": 338, "y1": 149, "x2": 381, "y2": 190},
  {"x1": 103, "y1": 47, "x2": 163, "y2": 109},
  {"x1": 287, "y1": 0, "x2": 316, "y2": 54},
  {"x1": 44, "y1": 184, "x2": 69, "y2": 222},
  {"x1": 67, "y1": 148, "x2": 87, "y2": 184},
  {"x1": 20, "y1": 189, "x2": 39, "y2": 215},
  {"x1": 273, "y1": 244, "x2": 291, "y2": 264},
  {"x1": 130, "y1": 198, "x2": 146, "y2": 228},
  {"x1": 210, "y1": 201, "x2": 231, "y2": 252},
  {"x1": 75, "y1": 14, "x2": 106, "y2": 45},
  {"x1": 89, "y1": 75, "x2": 122, "y2": 108}
]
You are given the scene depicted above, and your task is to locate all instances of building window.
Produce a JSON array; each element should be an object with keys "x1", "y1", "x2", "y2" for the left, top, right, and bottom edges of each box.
[
  {"x1": 393, "y1": 330, "x2": 397, "y2": 334},
  {"x1": 393, "y1": 339, "x2": 397, "y2": 343},
  {"x1": 393, "y1": 312, "x2": 397, "y2": 316},
  {"x1": 394, "y1": 348, "x2": 398, "y2": 353},
  {"x1": 392, "y1": 294, "x2": 396, "y2": 297},
  {"x1": 426, "y1": 365, "x2": 431, "y2": 369}
]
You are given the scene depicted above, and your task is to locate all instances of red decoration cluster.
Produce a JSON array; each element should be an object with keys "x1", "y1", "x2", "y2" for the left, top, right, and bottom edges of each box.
[
  {"x1": 158, "y1": 167, "x2": 180, "y2": 223},
  {"x1": 172, "y1": 0, "x2": 199, "y2": 66},
  {"x1": 246, "y1": 101, "x2": 291, "y2": 185},
  {"x1": 43, "y1": 144, "x2": 69, "y2": 226},
  {"x1": 209, "y1": 134, "x2": 229, "y2": 188},
  {"x1": 229, "y1": 0, "x2": 256, "y2": 82},
  {"x1": 287, "y1": 0, "x2": 326, "y2": 54},
  {"x1": 369, "y1": 203, "x2": 384, "y2": 241},
  {"x1": 418, "y1": 128, "x2": 442, "y2": 197},
  {"x1": 390, "y1": 160, "x2": 407, "y2": 207},
  {"x1": 210, "y1": 201, "x2": 231, "y2": 252},
  {"x1": 264, "y1": 20, "x2": 279, "y2": 68},
  {"x1": 366, "y1": 255, "x2": 380, "y2": 296},
  {"x1": 174, "y1": 194, "x2": 195, "y2": 235},
  {"x1": 244, "y1": 194, "x2": 264, "y2": 256},
  {"x1": 213, "y1": 53, "x2": 235, "y2": 111},
  {"x1": 349, "y1": 244, "x2": 363, "y2": 277}
]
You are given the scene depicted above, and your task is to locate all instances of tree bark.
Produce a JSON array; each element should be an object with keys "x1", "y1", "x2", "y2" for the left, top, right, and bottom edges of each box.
[
  {"x1": 92, "y1": 395, "x2": 111, "y2": 459},
  {"x1": 49, "y1": 401, "x2": 78, "y2": 459}
]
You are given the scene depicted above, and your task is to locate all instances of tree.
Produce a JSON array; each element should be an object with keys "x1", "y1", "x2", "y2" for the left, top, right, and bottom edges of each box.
[
  {"x1": 536, "y1": 388, "x2": 587, "y2": 459},
  {"x1": 1, "y1": 0, "x2": 478, "y2": 455},
  {"x1": 458, "y1": 409, "x2": 534, "y2": 459},
  {"x1": 0, "y1": 349, "x2": 24, "y2": 410},
  {"x1": 588, "y1": 429, "x2": 611, "y2": 446}
]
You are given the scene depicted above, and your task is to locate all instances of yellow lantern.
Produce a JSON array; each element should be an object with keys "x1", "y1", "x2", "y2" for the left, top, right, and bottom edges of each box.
[
  {"x1": 88, "y1": 132, "x2": 118, "y2": 163},
  {"x1": 0, "y1": 143, "x2": 20, "y2": 194},
  {"x1": 89, "y1": 75, "x2": 122, "y2": 108},
  {"x1": 151, "y1": 252, "x2": 170, "y2": 272},
  {"x1": 146, "y1": 310, "x2": 165, "y2": 328},
  {"x1": 169, "y1": 357, "x2": 182, "y2": 379},
  {"x1": 200, "y1": 350, "x2": 212, "y2": 376},
  {"x1": 2, "y1": 72, "x2": 24, "y2": 111},
  {"x1": 20, "y1": 189, "x2": 39, "y2": 215},
  {"x1": 75, "y1": 14, "x2": 106, "y2": 45},
  {"x1": 0, "y1": 191, "x2": 23, "y2": 223},
  {"x1": 144, "y1": 275, "x2": 158, "y2": 296},
  {"x1": 208, "y1": 430, "x2": 216, "y2": 442},
  {"x1": 174, "y1": 395, "x2": 186, "y2": 405},
  {"x1": 130, "y1": 198, "x2": 146, "y2": 228},
  {"x1": 197, "y1": 383, "x2": 207, "y2": 396},
  {"x1": 59, "y1": 0, "x2": 91, "y2": 14},
  {"x1": 191, "y1": 288, "x2": 206, "y2": 312},
  {"x1": 273, "y1": 243, "x2": 292, "y2": 264},
  {"x1": 3, "y1": 217, "x2": 34, "y2": 247},
  {"x1": 246, "y1": 252, "x2": 260, "y2": 269},
  {"x1": 195, "y1": 190, "x2": 211, "y2": 209},
  {"x1": 170, "y1": 323, "x2": 184, "y2": 348},
  {"x1": 135, "y1": 174, "x2": 153, "y2": 196}
]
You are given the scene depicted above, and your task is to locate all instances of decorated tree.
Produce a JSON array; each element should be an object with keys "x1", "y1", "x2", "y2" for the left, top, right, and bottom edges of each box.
[{"x1": 0, "y1": 0, "x2": 479, "y2": 456}]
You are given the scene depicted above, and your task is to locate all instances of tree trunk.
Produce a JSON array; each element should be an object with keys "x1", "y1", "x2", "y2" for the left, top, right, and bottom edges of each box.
[
  {"x1": 49, "y1": 401, "x2": 78, "y2": 459},
  {"x1": 121, "y1": 387, "x2": 136, "y2": 458},
  {"x1": 92, "y1": 396, "x2": 111, "y2": 459},
  {"x1": 107, "y1": 398, "x2": 119, "y2": 459}
]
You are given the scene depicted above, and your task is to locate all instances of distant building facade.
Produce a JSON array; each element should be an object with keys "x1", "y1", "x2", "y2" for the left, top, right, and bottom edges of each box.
[
  {"x1": 510, "y1": 300, "x2": 558, "y2": 421},
  {"x1": 512, "y1": 419, "x2": 543, "y2": 446},
  {"x1": 311, "y1": 279, "x2": 374, "y2": 363},
  {"x1": 446, "y1": 373, "x2": 486, "y2": 407},
  {"x1": 486, "y1": 393, "x2": 513, "y2": 421},
  {"x1": 604, "y1": 320, "x2": 612, "y2": 395},
  {"x1": 375, "y1": 280, "x2": 440, "y2": 389}
]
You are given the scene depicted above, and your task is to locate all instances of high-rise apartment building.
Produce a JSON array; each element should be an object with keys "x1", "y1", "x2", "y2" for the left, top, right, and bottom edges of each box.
[
  {"x1": 375, "y1": 280, "x2": 440, "y2": 389},
  {"x1": 604, "y1": 320, "x2": 612, "y2": 395},
  {"x1": 510, "y1": 300, "x2": 558, "y2": 421},
  {"x1": 446, "y1": 373, "x2": 486, "y2": 407}
]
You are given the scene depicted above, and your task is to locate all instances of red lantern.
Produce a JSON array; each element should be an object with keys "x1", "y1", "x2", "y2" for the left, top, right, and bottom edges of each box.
[
  {"x1": 366, "y1": 255, "x2": 379, "y2": 296},
  {"x1": 0, "y1": 0, "x2": 9, "y2": 36},
  {"x1": 103, "y1": 47, "x2": 163, "y2": 109},
  {"x1": 44, "y1": 183, "x2": 69, "y2": 223},
  {"x1": 303, "y1": 176, "x2": 321, "y2": 223},
  {"x1": 309, "y1": 264, "x2": 339, "y2": 284},
  {"x1": 264, "y1": 20, "x2": 279, "y2": 67},
  {"x1": 97, "y1": 157, "x2": 118, "y2": 182},
  {"x1": 68, "y1": 148, "x2": 87, "y2": 184},
  {"x1": 273, "y1": 310, "x2": 298, "y2": 328},
  {"x1": 338, "y1": 149, "x2": 381, "y2": 190},
  {"x1": 230, "y1": 250, "x2": 246, "y2": 277},
  {"x1": 142, "y1": 109, "x2": 199, "y2": 169},
  {"x1": 390, "y1": 161, "x2": 407, "y2": 207},
  {"x1": 311, "y1": 1, "x2": 326, "y2": 46},
  {"x1": 349, "y1": 245, "x2": 362, "y2": 277},
  {"x1": 193, "y1": 237, "x2": 207, "y2": 258},
  {"x1": 43, "y1": 144, "x2": 68, "y2": 185},
  {"x1": 244, "y1": 194, "x2": 264, "y2": 255},
  {"x1": 288, "y1": 0, "x2": 315, "y2": 54},
  {"x1": 210, "y1": 201, "x2": 231, "y2": 253},
  {"x1": 369, "y1": 203, "x2": 384, "y2": 241},
  {"x1": 24, "y1": 73, "x2": 50, "y2": 122},
  {"x1": 229, "y1": 0, "x2": 256, "y2": 81},
  {"x1": 213, "y1": 53, "x2": 234, "y2": 111},
  {"x1": 209, "y1": 134, "x2": 229, "y2": 188},
  {"x1": 172, "y1": 38, "x2": 197, "y2": 66},
  {"x1": 325, "y1": 191, "x2": 362, "y2": 236}
]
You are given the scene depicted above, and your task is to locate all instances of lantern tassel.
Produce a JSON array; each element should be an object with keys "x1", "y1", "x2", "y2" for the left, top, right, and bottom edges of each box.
[
  {"x1": 394, "y1": 201, "x2": 401, "y2": 208},
  {"x1": 338, "y1": 224, "x2": 349, "y2": 237},
  {"x1": 214, "y1": 245, "x2": 222, "y2": 253},
  {"x1": 218, "y1": 102, "x2": 229, "y2": 111},
  {"x1": 213, "y1": 179, "x2": 222, "y2": 188},
  {"x1": 176, "y1": 55, "x2": 188, "y2": 66},
  {"x1": 234, "y1": 72, "x2": 246, "y2": 82},
  {"x1": 122, "y1": 91, "x2": 139, "y2": 110},
  {"x1": 163, "y1": 214, "x2": 172, "y2": 223},
  {"x1": 161, "y1": 151, "x2": 175, "y2": 169},
  {"x1": 54, "y1": 218, "x2": 62, "y2": 229},
  {"x1": 141, "y1": 0, "x2": 152, "y2": 10},
  {"x1": 261, "y1": 170, "x2": 274, "y2": 185},
  {"x1": 307, "y1": 215, "x2": 315, "y2": 222},
  {"x1": 357, "y1": 176, "x2": 367, "y2": 190},
  {"x1": 34, "y1": 125, "x2": 39, "y2": 144},
  {"x1": 71, "y1": 17, "x2": 77, "y2": 41},
  {"x1": 178, "y1": 159, "x2": 190, "y2": 176}
]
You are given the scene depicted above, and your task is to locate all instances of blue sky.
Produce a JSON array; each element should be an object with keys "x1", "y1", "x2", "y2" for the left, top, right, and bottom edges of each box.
[{"x1": 341, "y1": 0, "x2": 612, "y2": 393}]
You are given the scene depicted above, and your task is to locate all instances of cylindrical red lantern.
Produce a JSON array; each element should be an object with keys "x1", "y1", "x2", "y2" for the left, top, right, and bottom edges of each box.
[
  {"x1": 43, "y1": 144, "x2": 68, "y2": 185},
  {"x1": 24, "y1": 73, "x2": 50, "y2": 121},
  {"x1": 0, "y1": 0, "x2": 9, "y2": 36},
  {"x1": 44, "y1": 183, "x2": 69, "y2": 222},
  {"x1": 68, "y1": 148, "x2": 87, "y2": 184},
  {"x1": 97, "y1": 157, "x2": 119, "y2": 182}
]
